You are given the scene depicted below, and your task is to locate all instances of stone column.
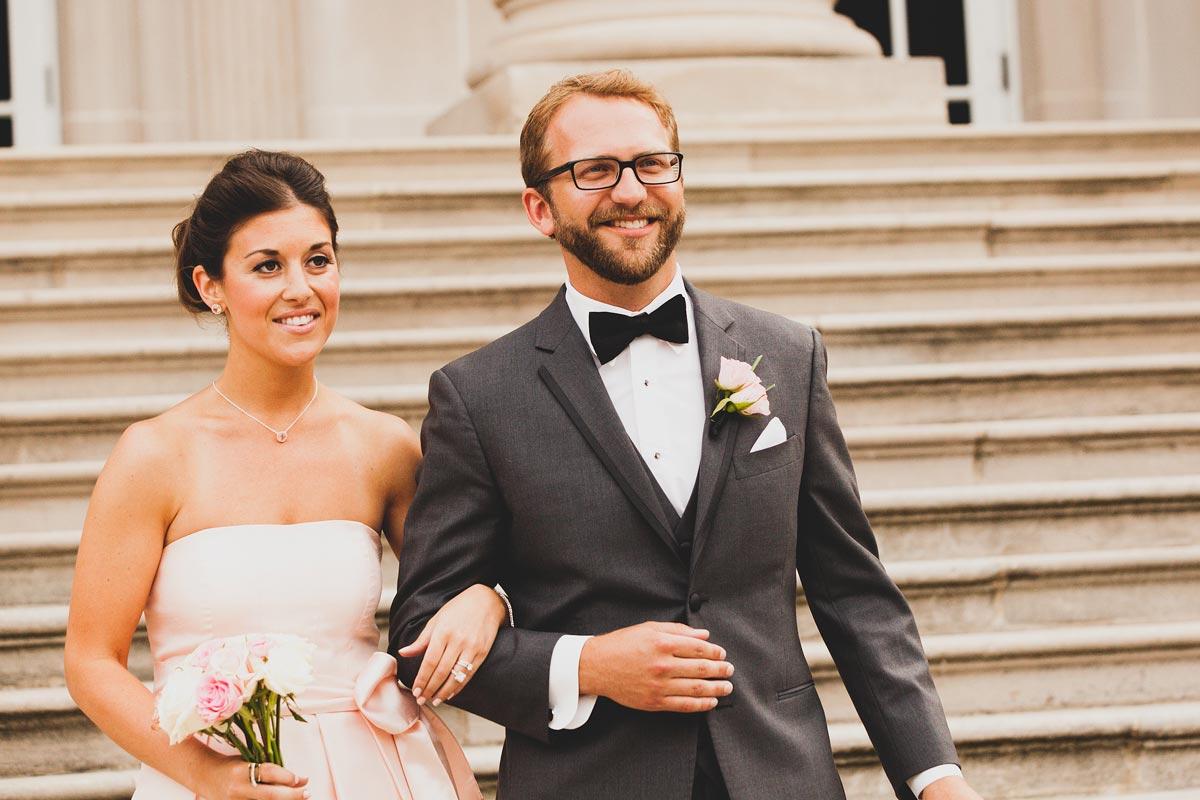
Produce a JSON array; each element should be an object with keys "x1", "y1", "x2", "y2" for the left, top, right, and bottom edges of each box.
[
  {"x1": 430, "y1": 0, "x2": 947, "y2": 133},
  {"x1": 56, "y1": 0, "x2": 494, "y2": 144}
]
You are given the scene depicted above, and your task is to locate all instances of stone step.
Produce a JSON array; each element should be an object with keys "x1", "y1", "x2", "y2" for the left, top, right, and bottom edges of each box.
[
  {"x1": 5, "y1": 339, "x2": 1199, "y2": 477},
  {"x1": 5, "y1": 206, "x2": 1200, "y2": 290},
  {"x1": 800, "y1": 544, "x2": 1200, "y2": 638},
  {"x1": 0, "y1": 326, "x2": 511, "y2": 403},
  {"x1": 2, "y1": 692, "x2": 1197, "y2": 799},
  {"x1": 866, "y1": 474, "x2": 1200, "y2": 560},
  {"x1": 6, "y1": 253, "x2": 1200, "y2": 341},
  {"x1": 5, "y1": 530, "x2": 1196, "y2": 656},
  {"x1": 820, "y1": 302, "x2": 1200, "y2": 368},
  {"x1": 3, "y1": 322, "x2": 1200, "y2": 424},
  {"x1": 1038, "y1": 791, "x2": 1200, "y2": 800},
  {"x1": 3, "y1": 122, "x2": 1200, "y2": 192},
  {"x1": 0, "y1": 531, "x2": 77, "y2": 608},
  {"x1": 6, "y1": 300, "x2": 1199, "y2": 401},
  {"x1": 832, "y1": 352, "x2": 1200, "y2": 426},
  {"x1": 8, "y1": 778, "x2": 1193, "y2": 800},
  {"x1": 8, "y1": 541, "x2": 1199, "y2": 688},
  {"x1": 849, "y1": 413, "x2": 1200, "y2": 490},
  {"x1": 3, "y1": 433, "x2": 1197, "y2": 543},
  {"x1": 3, "y1": 368, "x2": 1200, "y2": 529},
  {"x1": 0, "y1": 605, "x2": 149, "y2": 690},
  {"x1": 836, "y1": 702, "x2": 1200, "y2": 799},
  {"x1": 5, "y1": 161, "x2": 1200, "y2": 239},
  {"x1": 809, "y1": 620, "x2": 1200, "y2": 723},
  {"x1": 3, "y1": 336, "x2": 1200, "y2": 457},
  {"x1": 0, "y1": 770, "x2": 138, "y2": 800}
]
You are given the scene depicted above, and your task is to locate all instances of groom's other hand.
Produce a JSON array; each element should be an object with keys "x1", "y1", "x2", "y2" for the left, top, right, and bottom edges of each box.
[
  {"x1": 578, "y1": 622, "x2": 734, "y2": 712},
  {"x1": 921, "y1": 776, "x2": 985, "y2": 800}
]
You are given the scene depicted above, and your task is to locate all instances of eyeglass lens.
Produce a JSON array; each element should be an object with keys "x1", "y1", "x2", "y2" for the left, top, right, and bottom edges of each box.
[{"x1": 572, "y1": 153, "x2": 681, "y2": 189}]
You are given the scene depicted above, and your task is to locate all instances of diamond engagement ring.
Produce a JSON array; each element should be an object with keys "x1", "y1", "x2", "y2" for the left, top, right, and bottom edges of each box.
[
  {"x1": 451, "y1": 668, "x2": 467, "y2": 683},
  {"x1": 456, "y1": 659, "x2": 474, "y2": 672}
]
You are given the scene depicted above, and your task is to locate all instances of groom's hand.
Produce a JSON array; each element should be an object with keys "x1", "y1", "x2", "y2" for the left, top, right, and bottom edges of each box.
[
  {"x1": 920, "y1": 776, "x2": 985, "y2": 800},
  {"x1": 578, "y1": 622, "x2": 734, "y2": 712}
]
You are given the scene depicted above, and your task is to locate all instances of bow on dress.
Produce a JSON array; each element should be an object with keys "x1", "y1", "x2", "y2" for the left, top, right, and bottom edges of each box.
[{"x1": 353, "y1": 652, "x2": 482, "y2": 800}]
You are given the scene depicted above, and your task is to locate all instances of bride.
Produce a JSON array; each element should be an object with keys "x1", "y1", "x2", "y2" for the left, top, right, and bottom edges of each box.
[{"x1": 64, "y1": 150, "x2": 500, "y2": 799}]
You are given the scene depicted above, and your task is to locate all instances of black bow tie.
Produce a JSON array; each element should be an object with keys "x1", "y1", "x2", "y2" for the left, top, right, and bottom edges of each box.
[{"x1": 588, "y1": 294, "x2": 689, "y2": 365}]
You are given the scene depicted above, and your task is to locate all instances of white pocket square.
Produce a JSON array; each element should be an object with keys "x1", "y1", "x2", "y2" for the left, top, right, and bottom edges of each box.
[{"x1": 750, "y1": 416, "x2": 787, "y2": 453}]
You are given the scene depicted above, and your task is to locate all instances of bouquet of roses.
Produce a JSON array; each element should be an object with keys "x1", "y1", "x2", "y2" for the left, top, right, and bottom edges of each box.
[{"x1": 154, "y1": 633, "x2": 315, "y2": 766}]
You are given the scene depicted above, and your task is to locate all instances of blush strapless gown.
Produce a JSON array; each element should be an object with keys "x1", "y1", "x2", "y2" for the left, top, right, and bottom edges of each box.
[{"x1": 132, "y1": 520, "x2": 481, "y2": 800}]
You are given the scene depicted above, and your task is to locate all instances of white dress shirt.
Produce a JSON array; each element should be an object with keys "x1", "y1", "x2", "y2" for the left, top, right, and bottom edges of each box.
[{"x1": 543, "y1": 267, "x2": 961, "y2": 796}]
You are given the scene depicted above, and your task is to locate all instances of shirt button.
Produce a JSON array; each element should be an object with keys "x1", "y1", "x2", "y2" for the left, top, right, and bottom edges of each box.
[
  {"x1": 653, "y1": 452, "x2": 662, "y2": 460},
  {"x1": 644, "y1": 379, "x2": 650, "y2": 387}
]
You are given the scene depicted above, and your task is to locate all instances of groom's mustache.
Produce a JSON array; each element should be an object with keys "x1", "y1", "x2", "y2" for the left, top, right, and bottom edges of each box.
[{"x1": 588, "y1": 204, "x2": 671, "y2": 229}]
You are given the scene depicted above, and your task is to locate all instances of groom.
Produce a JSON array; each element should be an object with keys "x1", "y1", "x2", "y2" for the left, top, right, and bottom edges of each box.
[{"x1": 391, "y1": 70, "x2": 981, "y2": 800}]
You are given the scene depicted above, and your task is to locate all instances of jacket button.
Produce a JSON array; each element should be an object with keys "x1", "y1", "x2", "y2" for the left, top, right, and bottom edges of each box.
[{"x1": 688, "y1": 592, "x2": 705, "y2": 612}]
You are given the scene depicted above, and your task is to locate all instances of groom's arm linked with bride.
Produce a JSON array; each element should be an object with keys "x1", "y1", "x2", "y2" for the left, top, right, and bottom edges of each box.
[{"x1": 390, "y1": 69, "x2": 983, "y2": 800}]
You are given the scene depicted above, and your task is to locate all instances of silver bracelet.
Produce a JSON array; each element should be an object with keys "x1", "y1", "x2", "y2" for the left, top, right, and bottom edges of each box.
[{"x1": 493, "y1": 584, "x2": 515, "y2": 627}]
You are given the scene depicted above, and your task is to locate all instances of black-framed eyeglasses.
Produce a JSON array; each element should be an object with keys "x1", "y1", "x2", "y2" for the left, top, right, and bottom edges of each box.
[{"x1": 531, "y1": 152, "x2": 684, "y2": 191}]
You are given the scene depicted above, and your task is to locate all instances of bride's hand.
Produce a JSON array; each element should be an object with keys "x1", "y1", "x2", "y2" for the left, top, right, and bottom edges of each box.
[
  {"x1": 398, "y1": 583, "x2": 507, "y2": 706},
  {"x1": 198, "y1": 757, "x2": 310, "y2": 799}
]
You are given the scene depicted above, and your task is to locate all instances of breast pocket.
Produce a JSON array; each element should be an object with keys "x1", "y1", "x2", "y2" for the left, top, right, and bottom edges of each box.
[{"x1": 733, "y1": 434, "x2": 803, "y2": 480}]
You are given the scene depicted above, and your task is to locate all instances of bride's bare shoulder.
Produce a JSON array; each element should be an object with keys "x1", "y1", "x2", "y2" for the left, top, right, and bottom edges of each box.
[
  {"x1": 324, "y1": 389, "x2": 421, "y2": 466},
  {"x1": 92, "y1": 392, "x2": 214, "y2": 524},
  {"x1": 109, "y1": 391, "x2": 210, "y2": 466}
]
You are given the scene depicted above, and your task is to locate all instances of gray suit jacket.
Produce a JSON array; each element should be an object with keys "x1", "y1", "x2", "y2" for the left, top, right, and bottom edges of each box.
[{"x1": 389, "y1": 282, "x2": 958, "y2": 800}]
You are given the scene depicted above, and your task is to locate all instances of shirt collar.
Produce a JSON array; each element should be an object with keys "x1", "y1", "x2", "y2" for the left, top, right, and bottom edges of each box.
[{"x1": 564, "y1": 266, "x2": 692, "y2": 358}]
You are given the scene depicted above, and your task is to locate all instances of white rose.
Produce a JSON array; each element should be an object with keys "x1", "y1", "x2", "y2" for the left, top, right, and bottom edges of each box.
[
  {"x1": 154, "y1": 664, "x2": 208, "y2": 745},
  {"x1": 206, "y1": 639, "x2": 254, "y2": 683},
  {"x1": 259, "y1": 636, "x2": 315, "y2": 697}
]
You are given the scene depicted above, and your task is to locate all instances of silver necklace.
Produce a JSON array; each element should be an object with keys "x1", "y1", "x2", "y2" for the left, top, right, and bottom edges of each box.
[{"x1": 211, "y1": 381, "x2": 319, "y2": 443}]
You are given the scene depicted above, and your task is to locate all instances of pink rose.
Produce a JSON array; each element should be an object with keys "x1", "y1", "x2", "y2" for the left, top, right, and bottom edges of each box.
[
  {"x1": 188, "y1": 640, "x2": 223, "y2": 670},
  {"x1": 195, "y1": 675, "x2": 247, "y2": 726},
  {"x1": 716, "y1": 357, "x2": 759, "y2": 392},
  {"x1": 730, "y1": 382, "x2": 771, "y2": 416},
  {"x1": 742, "y1": 393, "x2": 770, "y2": 416}
]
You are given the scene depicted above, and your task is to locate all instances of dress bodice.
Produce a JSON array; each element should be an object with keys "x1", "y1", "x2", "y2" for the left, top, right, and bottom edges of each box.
[{"x1": 145, "y1": 520, "x2": 384, "y2": 713}]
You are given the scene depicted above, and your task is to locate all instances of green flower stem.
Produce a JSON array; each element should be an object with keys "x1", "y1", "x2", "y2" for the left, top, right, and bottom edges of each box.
[
  {"x1": 205, "y1": 726, "x2": 254, "y2": 762},
  {"x1": 235, "y1": 707, "x2": 266, "y2": 762},
  {"x1": 227, "y1": 712, "x2": 260, "y2": 762},
  {"x1": 273, "y1": 692, "x2": 284, "y2": 766},
  {"x1": 252, "y1": 691, "x2": 274, "y2": 765}
]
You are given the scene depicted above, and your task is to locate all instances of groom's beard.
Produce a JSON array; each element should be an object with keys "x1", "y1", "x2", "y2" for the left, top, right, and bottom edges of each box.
[{"x1": 550, "y1": 200, "x2": 686, "y2": 286}]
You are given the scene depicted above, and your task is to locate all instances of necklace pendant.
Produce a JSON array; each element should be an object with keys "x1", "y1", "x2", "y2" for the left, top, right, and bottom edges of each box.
[{"x1": 276, "y1": 431, "x2": 288, "y2": 443}]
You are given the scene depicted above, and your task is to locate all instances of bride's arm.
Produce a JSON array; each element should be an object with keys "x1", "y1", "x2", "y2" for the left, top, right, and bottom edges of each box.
[
  {"x1": 378, "y1": 416, "x2": 508, "y2": 707},
  {"x1": 63, "y1": 422, "x2": 307, "y2": 799}
]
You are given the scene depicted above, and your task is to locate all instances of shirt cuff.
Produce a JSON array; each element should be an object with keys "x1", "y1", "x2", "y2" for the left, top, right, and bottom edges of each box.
[
  {"x1": 908, "y1": 764, "x2": 963, "y2": 798},
  {"x1": 548, "y1": 634, "x2": 597, "y2": 730}
]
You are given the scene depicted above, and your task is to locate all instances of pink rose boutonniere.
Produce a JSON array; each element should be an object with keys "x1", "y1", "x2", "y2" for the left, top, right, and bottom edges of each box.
[{"x1": 710, "y1": 355, "x2": 774, "y2": 434}]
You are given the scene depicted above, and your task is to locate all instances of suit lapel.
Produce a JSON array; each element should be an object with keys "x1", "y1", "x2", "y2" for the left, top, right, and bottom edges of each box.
[
  {"x1": 535, "y1": 290, "x2": 678, "y2": 553},
  {"x1": 688, "y1": 283, "x2": 743, "y2": 563}
]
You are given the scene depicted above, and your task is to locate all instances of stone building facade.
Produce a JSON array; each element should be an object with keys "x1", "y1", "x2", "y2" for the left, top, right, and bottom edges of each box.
[{"x1": 3, "y1": 0, "x2": 1200, "y2": 148}]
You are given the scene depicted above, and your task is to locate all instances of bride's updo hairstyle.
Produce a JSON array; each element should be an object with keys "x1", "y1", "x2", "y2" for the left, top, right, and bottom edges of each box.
[{"x1": 173, "y1": 150, "x2": 339, "y2": 315}]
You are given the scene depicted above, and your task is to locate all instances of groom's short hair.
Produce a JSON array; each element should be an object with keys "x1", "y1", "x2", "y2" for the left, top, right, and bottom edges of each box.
[{"x1": 520, "y1": 69, "x2": 680, "y2": 189}]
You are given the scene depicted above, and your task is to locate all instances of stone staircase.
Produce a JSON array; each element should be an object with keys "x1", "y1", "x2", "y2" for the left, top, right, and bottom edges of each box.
[{"x1": 2, "y1": 121, "x2": 1200, "y2": 799}]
